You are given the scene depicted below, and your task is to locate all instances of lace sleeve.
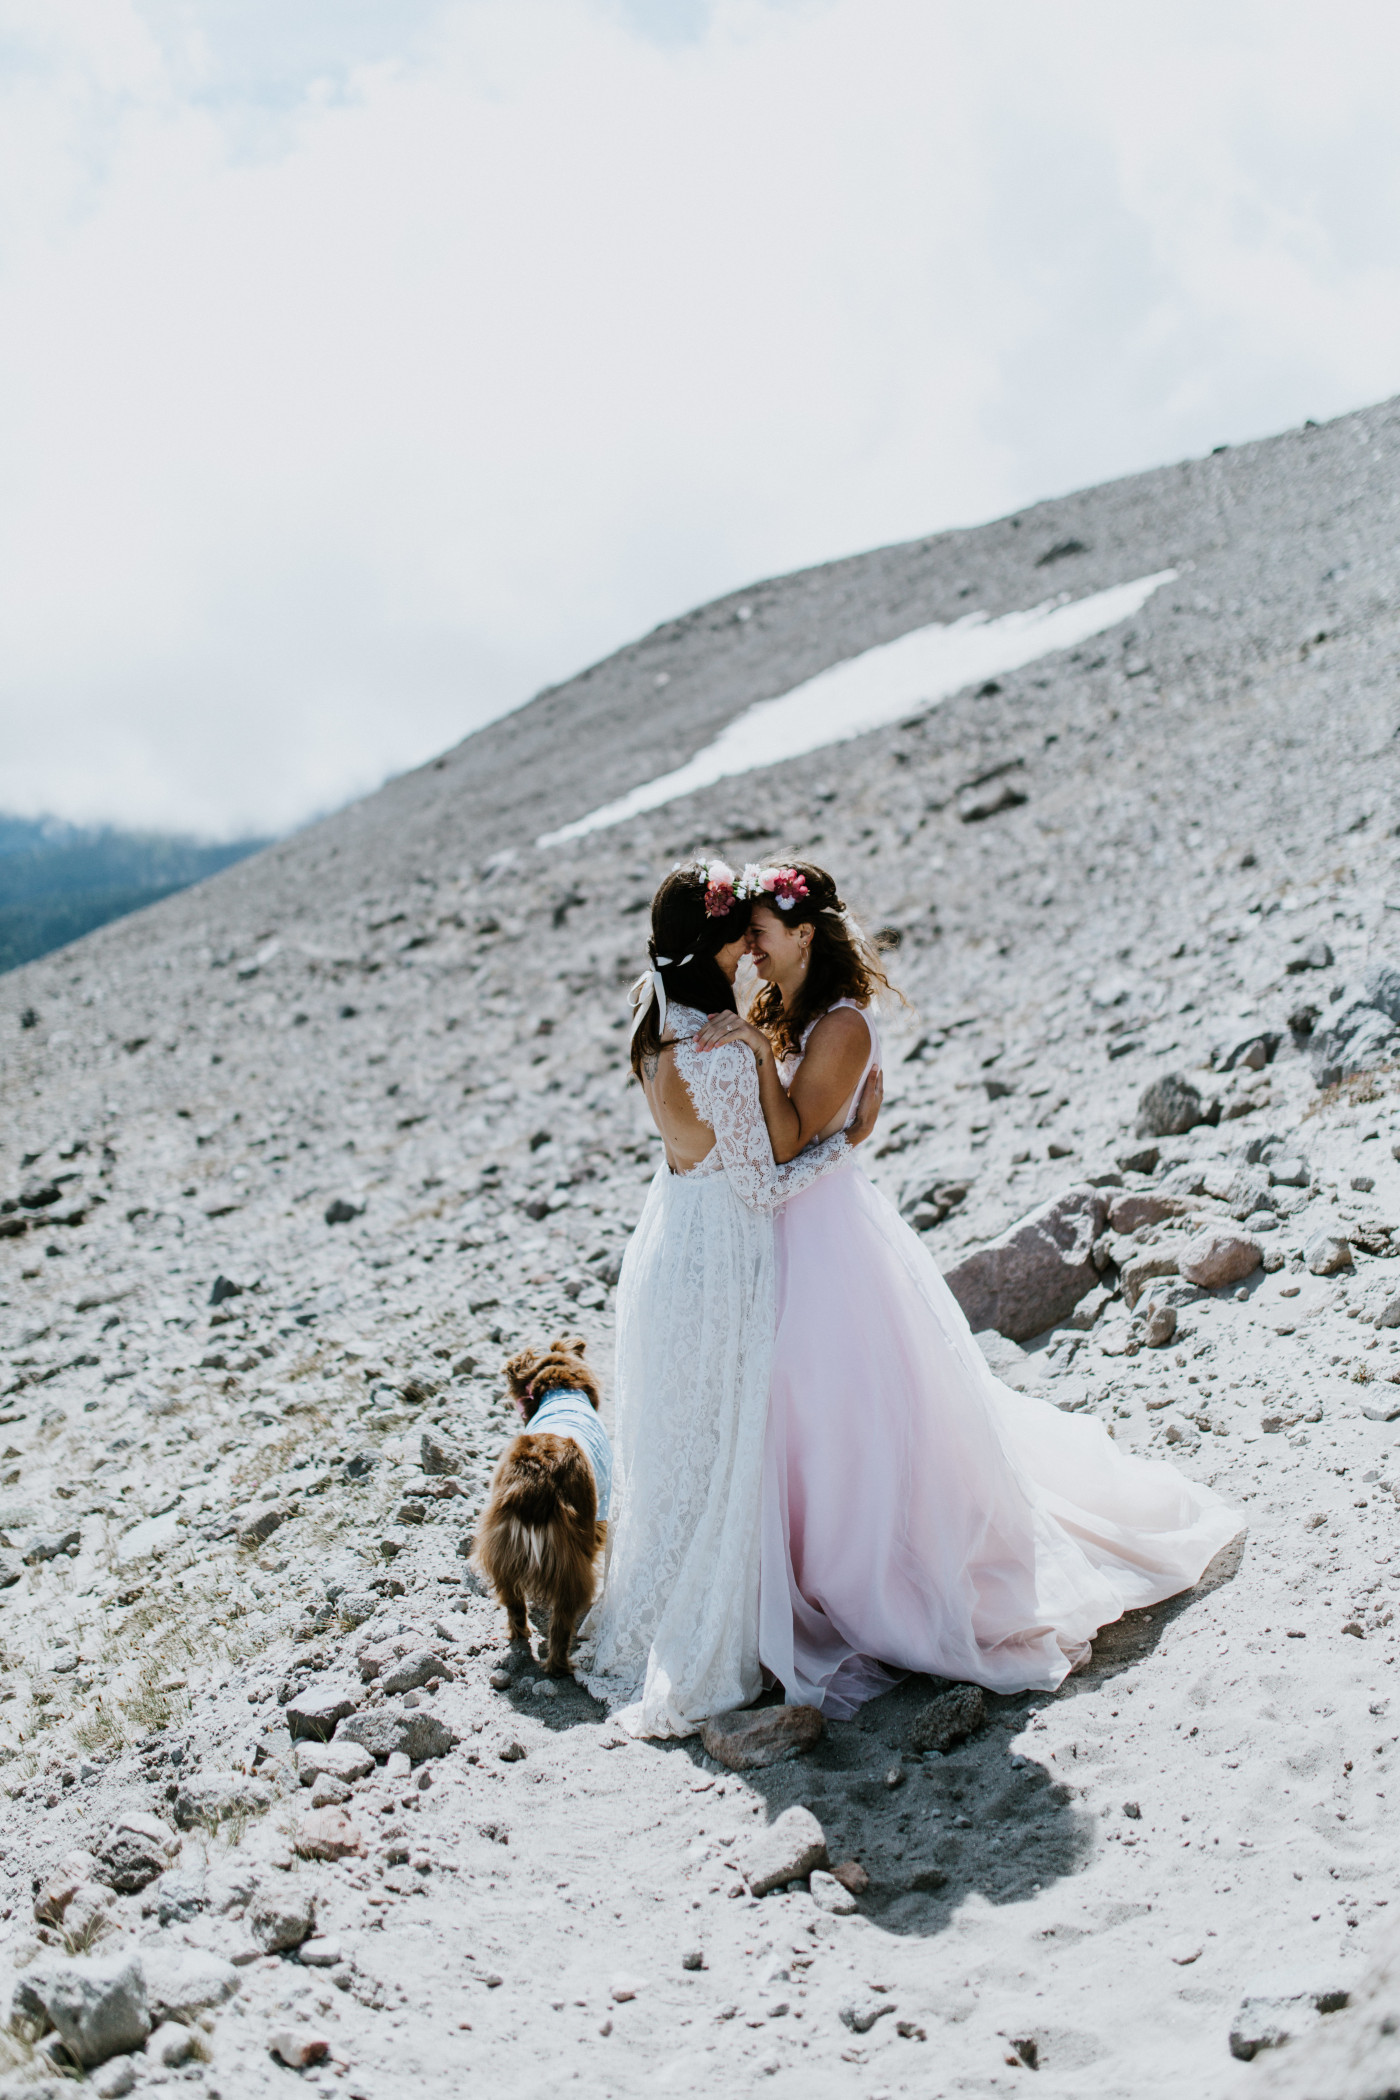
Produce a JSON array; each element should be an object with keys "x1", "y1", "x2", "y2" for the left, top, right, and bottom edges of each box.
[{"x1": 673, "y1": 1038, "x2": 850, "y2": 1214}]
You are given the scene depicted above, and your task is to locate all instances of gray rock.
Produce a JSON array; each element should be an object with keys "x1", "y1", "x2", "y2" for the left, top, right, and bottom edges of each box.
[
  {"x1": 840, "y1": 1997, "x2": 896, "y2": 2034},
  {"x1": 1286, "y1": 939, "x2": 1334, "y2": 974},
  {"x1": 295, "y1": 1739, "x2": 375, "y2": 1786},
  {"x1": 973, "y1": 1331, "x2": 1043, "y2": 1391},
  {"x1": 142, "y1": 1949, "x2": 239, "y2": 2023},
  {"x1": 742, "y1": 1805, "x2": 829, "y2": 1896},
  {"x1": 1106, "y1": 1190, "x2": 1192, "y2": 1233},
  {"x1": 1115, "y1": 1143, "x2": 1160, "y2": 1174},
  {"x1": 334, "y1": 1703, "x2": 456, "y2": 1763},
  {"x1": 92, "y1": 1812, "x2": 178, "y2": 1894},
  {"x1": 379, "y1": 1648, "x2": 450, "y2": 1696},
  {"x1": 91, "y1": 2060, "x2": 138, "y2": 2100},
  {"x1": 23, "y1": 1528, "x2": 81, "y2": 1564},
  {"x1": 0, "y1": 1552, "x2": 22, "y2": 1588},
  {"x1": 1363, "y1": 961, "x2": 1400, "y2": 1025},
  {"x1": 146, "y1": 2019, "x2": 196, "y2": 2068},
  {"x1": 1226, "y1": 1166, "x2": 1275, "y2": 1219},
  {"x1": 421, "y1": 1429, "x2": 465, "y2": 1475},
  {"x1": 1306, "y1": 1233, "x2": 1353, "y2": 1276},
  {"x1": 1228, "y1": 1975, "x2": 1350, "y2": 2061},
  {"x1": 172, "y1": 1773, "x2": 273, "y2": 1830},
  {"x1": 1177, "y1": 1228, "x2": 1263, "y2": 1290},
  {"x1": 237, "y1": 1504, "x2": 288, "y2": 1549},
  {"x1": 1119, "y1": 1248, "x2": 1181, "y2": 1309},
  {"x1": 248, "y1": 1882, "x2": 316, "y2": 1953},
  {"x1": 701, "y1": 1706, "x2": 824, "y2": 1771},
  {"x1": 1215, "y1": 1031, "x2": 1280, "y2": 1073},
  {"x1": 1311, "y1": 997, "x2": 1400, "y2": 1086},
  {"x1": 284, "y1": 1678, "x2": 362, "y2": 1742},
  {"x1": 1136, "y1": 1072, "x2": 1207, "y2": 1138},
  {"x1": 13, "y1": 1953, "x2": 150, "y2": 2067},
  {"x1": 1269, "y1": 1154, "x2": 1310, "y2": 1187},
  {"x1": 910, "y1": 1683, "x2": 985, "y2": 1754},
  {"x1": 944, "y1": 1186, "x2": 1109, "y2": 1342},
  {"x1": 336, "y1": 1588, "x2": 379, "y2": 1628},
  {"x1": 1142, "y1": 1301, "x2": 1177, "y2": 1347},
  {"x1": 809, "y1": 1869, "x2": 859, "y2": 1915},
  {"x1": 152, "y1": 1869, "x2": 207, "y2": 1926},
  {"x1": 1373, "y1": 1291, "x2": 1400, "y2": 1329}
]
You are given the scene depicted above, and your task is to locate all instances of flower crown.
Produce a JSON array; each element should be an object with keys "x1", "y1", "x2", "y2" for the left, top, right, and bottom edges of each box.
[{"x1": 688, "y1": 857, "x2": 811, "y2": 919}]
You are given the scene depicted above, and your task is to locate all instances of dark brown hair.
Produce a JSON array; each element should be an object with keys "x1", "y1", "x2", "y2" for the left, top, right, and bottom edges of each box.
[
  {"x1": 628, "y1": 866, "x2": 753, "y2": 1078},
  {"x1": 749, "y1": 860, "x2": 899, "y2": 1059}
]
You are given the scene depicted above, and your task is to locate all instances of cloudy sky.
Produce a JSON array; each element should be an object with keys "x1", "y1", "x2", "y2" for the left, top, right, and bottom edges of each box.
[{"x1": 3, "y1": 0, "x2": 1399, "y2": 839}]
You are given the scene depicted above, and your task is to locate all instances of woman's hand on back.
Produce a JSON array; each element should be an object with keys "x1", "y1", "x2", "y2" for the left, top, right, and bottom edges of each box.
[{"x1": 847, "y1": 1065, "x2": 883, "y2": 1146}]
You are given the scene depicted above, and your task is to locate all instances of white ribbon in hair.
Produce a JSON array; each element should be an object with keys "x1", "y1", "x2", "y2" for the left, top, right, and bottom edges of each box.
[{"x1": 628, "y1": 953, "x2": 694, "y2": 1042}]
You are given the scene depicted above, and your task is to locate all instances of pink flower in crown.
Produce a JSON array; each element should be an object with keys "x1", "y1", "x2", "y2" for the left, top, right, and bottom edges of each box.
[
  {"x1": 761, "y1": 866, "x2": 809, "y2": 911},
  {"x1": 704, "y1": 878, "x2": 737, "y2": 918}
]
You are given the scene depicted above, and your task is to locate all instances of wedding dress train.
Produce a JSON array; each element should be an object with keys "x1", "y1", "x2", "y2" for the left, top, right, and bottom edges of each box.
[{"x1": 759, "y1": 1002, "x2": 1243, "y2": 1716}]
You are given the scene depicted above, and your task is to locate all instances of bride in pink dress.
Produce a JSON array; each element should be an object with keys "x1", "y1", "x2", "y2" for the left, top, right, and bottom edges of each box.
[{"x1": 697, "y1": 860, "x2": 1241, "y2": 1717}]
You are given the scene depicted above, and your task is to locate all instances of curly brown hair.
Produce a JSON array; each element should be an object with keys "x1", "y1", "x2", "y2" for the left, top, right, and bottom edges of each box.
[{"x1": 748, "y1": 860, "x2": 900, "y2": 1059}]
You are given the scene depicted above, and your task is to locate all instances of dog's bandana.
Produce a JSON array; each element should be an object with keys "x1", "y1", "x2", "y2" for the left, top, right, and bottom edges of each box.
[{"x1": 529, "y1": 1388, "x2": 613, "y2": 1521}]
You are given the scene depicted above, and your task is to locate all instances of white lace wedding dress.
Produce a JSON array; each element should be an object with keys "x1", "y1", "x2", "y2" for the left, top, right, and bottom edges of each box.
[{"x1": 581, "y1": 1003, "x2": 850, "y2": 1738}]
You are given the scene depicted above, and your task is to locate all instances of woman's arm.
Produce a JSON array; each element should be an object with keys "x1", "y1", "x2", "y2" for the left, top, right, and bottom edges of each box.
[{"x1": 695, "y1": 1006, "x2": 872, "y2": 1161}]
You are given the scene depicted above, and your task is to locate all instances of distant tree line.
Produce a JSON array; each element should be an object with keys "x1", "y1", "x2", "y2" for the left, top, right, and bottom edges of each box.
[{"x1": 0, "y1": 815, "x2": 269, "y2": 974}]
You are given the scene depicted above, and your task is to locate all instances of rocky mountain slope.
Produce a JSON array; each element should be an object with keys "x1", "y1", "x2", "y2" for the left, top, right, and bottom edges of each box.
[{"x1": 2, "y1": 398, "x2": 1400, "y2": 2096}]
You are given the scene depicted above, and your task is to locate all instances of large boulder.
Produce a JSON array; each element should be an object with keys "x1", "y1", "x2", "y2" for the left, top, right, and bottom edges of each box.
[
  {"x1": 11, "y1": 1952, "x2": 150, "y2": 2066},
  {"x1": 944, "y1": 1187, "x2": 1109, "y2": 1342}
]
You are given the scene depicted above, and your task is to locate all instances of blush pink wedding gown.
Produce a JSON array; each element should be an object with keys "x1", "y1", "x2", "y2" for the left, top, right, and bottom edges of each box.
[{"x1": 757, "y1": 1001, "x2": 1242, "y2": 1716}]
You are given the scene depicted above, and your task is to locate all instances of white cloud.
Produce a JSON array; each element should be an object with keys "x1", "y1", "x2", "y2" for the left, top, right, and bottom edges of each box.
[{"x1": 1, "y1": 0, "x2": 1398, "y2": 837}]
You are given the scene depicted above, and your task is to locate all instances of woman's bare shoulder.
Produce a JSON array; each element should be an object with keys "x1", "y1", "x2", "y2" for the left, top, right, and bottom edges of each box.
[{"x1": 806, "y1": 1004, "x2": 871, "y2": 1052}]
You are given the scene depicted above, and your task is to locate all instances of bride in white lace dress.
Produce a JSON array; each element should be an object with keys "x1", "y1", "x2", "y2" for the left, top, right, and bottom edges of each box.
[{"x1": 582, "y1": 860, "x2": 879, "y2": 1738}]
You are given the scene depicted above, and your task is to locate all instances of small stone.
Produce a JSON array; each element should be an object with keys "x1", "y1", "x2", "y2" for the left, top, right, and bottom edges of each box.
[
  {"x1": 172, "y1": 1773, "x2": 273, "y2": 1831},
  {"x1": 1269, "y1": 1155, "x2": 1311, "y2": 1187},
  {"x1": 323, "y1": 1197, "x2": 362, "y2": 1225},
  {"x1": 34, "y1": 1849, "x2": 98, "y2": 1924},
  {"x1": 92, "y1": 1812, "x2": 179, "y2": 1895},
  {"x1": 1107, "y1": 1191, "x2": 1191, "y2": 1234},
  {"x1": 829, "y1": 1860, "x2": 870, "y2": 1894},
  {"x1": 1228, "y1": 1979, "x2": 1350, "y2": 2061},
  {"x1": 1177, "y1": 1229, "x2": 1262, "y2": 1291},
  {"x1": 284, "y1": 1678, "x2": 362, "y2": 1742},
  {"x1": 909, "y1": 1683, "x2": 984, "y2": 1755},
  {"x1": 1286, "y1": 940, "x2": 1334, "y2": 974},
  {"x1": 610, "y1": 1975, "x2": 644, "y2": 2002},
  {"x1": 152, "y1": 1868, "x2": 207, "y2": 1926},
  {"x1": 1306, "y1": 1233, "x2": 1353, "y2": 1277},
  {"x1": 91, "y1": 2059, "x2": 138, "y2": 2099},
  {"x1": 1119, "y1": 1250, "x2": 1180, "y2": 1309},
  {"x1": 336, "y1": 1588, "x2": 379, "y2": 1628},
  {"x1": 295, "y1": 1739, "x2": 374, "y2": 1786},
  {"x1": 248, "y1": 1883, "x2": 316, "y2": 1953},
  {"x1": 840, "y1": 1998, "x2": 896, "y2": 2035},
  {"x1": 1142, "y1": 1301, "x2": 1177, "y2": 1348},
  {"x1": 270, "y1": 2026, "x2": 331, "y2": 2068},
  {"x1": 309, "y1": 1772, "x2": 352, "y2": 1808},
  {"x1": 681, "y1": 1949, "x2": 706, "y2": 1971},
  {"x1": 701, "y1": 1705, "x2": 824, "y2": 1771},
  {"x1": 498, "y1": 1741, "x2": 527, "y2": 1763},
  {"x1": 489, "y1": 1668, "x2": 512, "y2": 1690},
  {"x1": 1170, "y1": 1943, "x2": 1203, "y2": 1966},
  {"x1": 741, "y1": 1805, "x2": 828, "y2": 1896},
  {"x1": 237, "y1": 1504, "x2": 288, "y2": 1549},
  {"x1": 1136, "y1": 1072, "x2": 1206, "y2": 1139},
  {"x1": 147, "y1": 2018, "x2": 196, "y2": 2067},
  {"x1": 810, "y1": 1870, "x2": 859, "y2": 1915},
  {"x1": 1115, "y1": 1143, "x2": 1160, "y2": 1175},
  {"x1": 23, "y1": 1527, "x2": 81, "y2": 1564},
  {"x1": 298, "y1": 1938, "x2": 343, "y2": 1968},
  {"x1": 1353, "y1": 1174, "x2": 1376, "y2": 1194},
  {"x1": 295, "y1": 1808, "x2": 365, "y2": 1861},
  {"x1": 421, "y1": 1429, "x2": 464, "y2": 1476},
  {"x1": 385, "y1": 1751, "x2": 413, "y2": 1781},
  {"x1": 1122, "y1": 1801, "x2": 1141, "y2": 1819},
  {"x1": 380, "y1": 1649, "x2": 450, "y2": 1696},
  {"x1": 334, "y1": 1705, "x2": 456, "y2": 1763}
]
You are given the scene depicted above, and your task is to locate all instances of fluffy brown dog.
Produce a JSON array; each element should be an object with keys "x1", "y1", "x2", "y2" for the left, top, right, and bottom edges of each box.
[{"x1": 472, "y1": 1335, "x2": 609, "y2": 1677}]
